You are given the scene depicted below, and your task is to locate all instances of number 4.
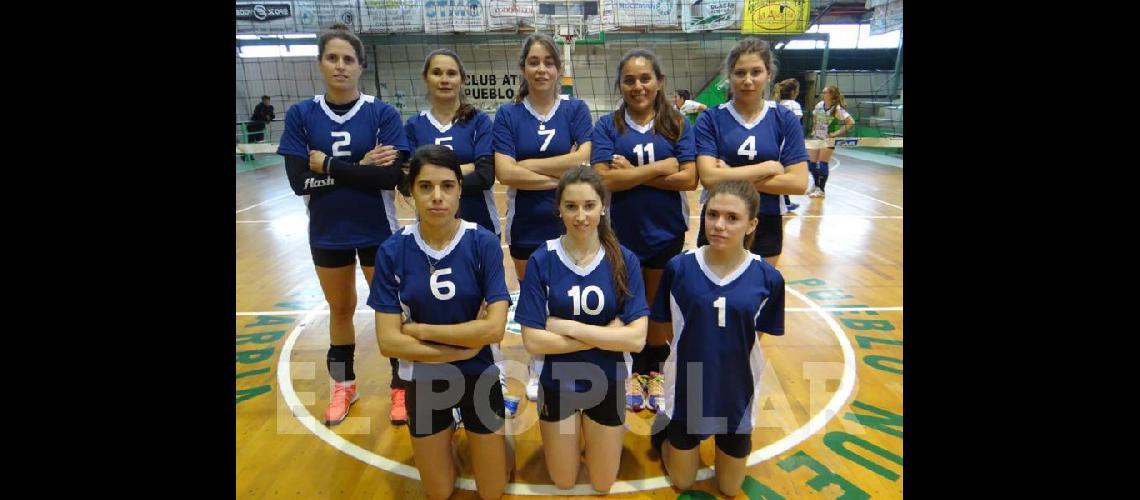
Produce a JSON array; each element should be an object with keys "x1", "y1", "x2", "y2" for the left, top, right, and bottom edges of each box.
[{"x1": 737, "y1": 136, "x2": 756, "y2": 160}]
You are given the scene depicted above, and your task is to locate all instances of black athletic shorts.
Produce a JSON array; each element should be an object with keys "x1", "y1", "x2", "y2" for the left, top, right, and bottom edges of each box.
[
  {"x1": 651, "y1": 415, "x2": 752, "y2": 458},
  {"x1": 537, "y1": 380, "x2": 625, "y2": 427},
  {"x1": 406, "y1": 373, "x2": 506, "y2": 438},
  {"x1": 310, "y1": 246, "x2": 379, "y2": 268}
]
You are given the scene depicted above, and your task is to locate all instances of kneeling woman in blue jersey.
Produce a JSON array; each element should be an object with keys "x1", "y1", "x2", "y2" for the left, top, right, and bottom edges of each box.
[
  {"x1": 369, "y1": 145, "x2": 513, "y2": 500},
  {"x1": 515, "y1": 166, "x2": 649, "y2": 492},
  {"x1": 649, "y1": 180, "x2": 785, "y2": 496}
]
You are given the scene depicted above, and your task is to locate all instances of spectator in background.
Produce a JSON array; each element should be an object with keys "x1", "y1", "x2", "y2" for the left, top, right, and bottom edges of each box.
[
  {"x1": 673, "y1": 89, "x2": 707, "y2": 121},
  {"x1": 249, "y1": 95, "x2": 275, "y2": 143}
]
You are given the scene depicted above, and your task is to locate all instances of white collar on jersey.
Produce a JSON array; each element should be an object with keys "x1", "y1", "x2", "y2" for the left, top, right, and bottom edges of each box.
[
  {"x1": 316, "y1": 94, "x2": 374, "y2": 125},
  {"x1": 420, "y1": 109, "x2": 454, "y2": 134},
  {"x1": 549, "y1": 237, "x2": 606, "y2": 277},
  {"x1": 622, "y1": 110, "x2": 654, "y2": 134},
  {"x1": 720, "y1": 100, "x2": 775, "y2": 130},
  {"x1": 694, "y1": 246, "x2": 761, "y2": 286},
  {"x1": 523, "y1": 96, "x2": 562, "y2": 124},
  {"x1": 406, "y1": 220, "x2": 476, "y2": 260}
]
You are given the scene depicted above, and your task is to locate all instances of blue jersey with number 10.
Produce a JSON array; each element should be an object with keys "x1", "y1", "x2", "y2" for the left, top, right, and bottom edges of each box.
[{"x1": 514, "y1": 238, "x2": 649, "y2": 392}]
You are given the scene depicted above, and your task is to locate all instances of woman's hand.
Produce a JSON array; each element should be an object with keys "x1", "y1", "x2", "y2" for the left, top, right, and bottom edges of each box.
[
  {"x1": 611, "y1": 154, "x2": 634, "y2": 170},
  {"x1": 360, "y1": 144, "x2": 398, "y2": 167},
  {"x1": 308, "y1": 150, "x2": 328, "y2": 174}
]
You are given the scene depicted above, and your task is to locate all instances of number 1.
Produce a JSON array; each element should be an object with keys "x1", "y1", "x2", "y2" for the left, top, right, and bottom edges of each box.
[{"x1": 713, "y1": 296, "x2": 726, "y2": 327}]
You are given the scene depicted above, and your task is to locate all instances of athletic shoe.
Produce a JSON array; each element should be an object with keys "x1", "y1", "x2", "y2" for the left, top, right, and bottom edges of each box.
[
  {"x1": 324, "y1": 381, "x2": 359, "y2": 426},
  {"x1": 389, "y1": 388, "x2": 407, "y2": 425},
  {"x1": 627, "y1": 373, "x2": 647, "y2": 412}
]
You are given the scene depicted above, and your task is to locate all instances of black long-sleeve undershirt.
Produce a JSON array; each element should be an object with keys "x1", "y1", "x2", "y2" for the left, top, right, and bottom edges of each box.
[
  {"x1": 283, "y1": 151, "x2": 409, "y2": 196},
  {"x1": 462, "y1": 155, "x2": 495, "y2": 196}
]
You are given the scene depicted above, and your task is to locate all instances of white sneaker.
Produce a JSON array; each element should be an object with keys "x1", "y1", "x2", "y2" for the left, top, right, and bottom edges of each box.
[
  {"x1": 809, "y1": 189, "x2": 823, "y2": 198},
  {"x1": 526, "y1": 375, "x2": 539, "y2": 401}
]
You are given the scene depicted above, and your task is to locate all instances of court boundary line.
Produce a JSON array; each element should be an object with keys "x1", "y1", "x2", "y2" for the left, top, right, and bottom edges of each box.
[
  {"x1": 271, "y1": 286, "x2": 859, "y2": 494},
  {"x1": 236, "y1": 193, "x2": 292, "y2": 214},
  {"x1": 239, "y1": 306, "x2": 902, "y2": 317},
  {"x1": 237, "y1": 215, "x2": 903, "y2": 224}
]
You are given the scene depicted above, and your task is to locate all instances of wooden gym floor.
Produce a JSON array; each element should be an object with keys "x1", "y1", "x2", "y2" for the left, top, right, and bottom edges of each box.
[{"x1": 236, "y1": 151, "x2": 903, "y2": 498}]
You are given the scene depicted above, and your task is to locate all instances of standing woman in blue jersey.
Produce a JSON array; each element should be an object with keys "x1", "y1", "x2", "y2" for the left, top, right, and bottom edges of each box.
[
  {"x1": 516, "y1": 166, "x2": 649, "y2": 492},
  {"x1": 407, "y1": 48, "x2": 499, "y2": 235},
  {"x1": 370, "y1": 145, "x2": 513, "y2": 500},
  {"x1": 695, "y1": 37, "x2": 809, "y2": 267},
  {"x1": 590, "y1": 48, "x2": 697, "y2": 413},
  {"x1": 276, "y1": 23, "x2": 411, "y2": 426},
  {"x1": 649, "y1": 180, "x2": 786, "y2": 496},
  {"x1": 398, "y1": 48, "x2": 503, "y2": 424},
  {"x1": 494, "y1": 34, "x2": 594, "y2": 400}
]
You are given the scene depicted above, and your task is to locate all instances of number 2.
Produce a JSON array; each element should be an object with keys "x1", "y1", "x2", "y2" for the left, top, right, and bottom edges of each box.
[{"x1": 331, "y1": 131, "x2": 351, "y2": 157}]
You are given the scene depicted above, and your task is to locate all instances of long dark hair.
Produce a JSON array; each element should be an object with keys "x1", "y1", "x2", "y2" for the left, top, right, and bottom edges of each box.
[
  {"x1": 399, "y1": 145, "x2": 463, "y2": 201},
  {"x1": 554, "y1": 166, "x2": 630, "y2": 306},
  {"x1": 612, "y1": 48, "x2": 683, "y2": 143},
  {"x1": 707, "y1": 180, "x2": 761, "y2": 249},
  {"x1": 422, "y1": 48, "x2": 477, "y2": 124},
  {"x1": 318, "y1": 23, "x2": 365, "y2": 68},
  {"x1": 514, "y1": 34, "x2": 562, "y2": 104}
]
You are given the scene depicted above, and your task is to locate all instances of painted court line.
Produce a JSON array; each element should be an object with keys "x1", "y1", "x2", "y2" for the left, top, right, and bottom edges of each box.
[
  {"x1": 271, "y1": 287, "x2": 859, "y2": 494},
  {"x1": 237, "y1": 306, "x2": 902, "y2": 317},
  {"x1": 237, "y1": 216, "x2": 900, "y2": 224},
  {"x1": 236, "y1": 193, "x2": 292, "y2": 214},
  {"x1": 825, "y1": 184, "x2": 903, "y2": 211}
]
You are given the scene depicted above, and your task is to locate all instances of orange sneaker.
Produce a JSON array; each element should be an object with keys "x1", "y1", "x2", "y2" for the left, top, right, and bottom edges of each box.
[
  {"x1": 323, "y1": 381, "x2": 359, "y2": 426},
  {"x1": 389, "y1": 388, "x2": 408, "y2": 425}
]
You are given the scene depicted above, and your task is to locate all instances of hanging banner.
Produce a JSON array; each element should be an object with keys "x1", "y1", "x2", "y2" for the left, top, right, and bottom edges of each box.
[
  {"x1": 615, "y1": 0, "x2": 677, "y2": 28},
  {"x1": 293, "y1": 0, "x2": 360, "y2": 32},
  {"x1": 869, "y1": 0, "x2": 901, "y2": 35},
  {"x1": 741, "y1": 0, "x2": 810, "y2": 34},
  {"x1": 487, "y1": 0, "x2": 538, "y2": 29},
  {"x1": 360, "y1": 0, "x2": 425, "y2": 33},
  {"x1": 236, "y1": 2, "x2": 298, "y2": 34},
  {"x1": 423, "y1": 0, "x2": 488, "y2": 33},
  {"x1": 681, "y1": 0, "x2": 738, "y2": 33},
  {"x1": 588, "y1": 0, "x2": 619, "y2": 33}
]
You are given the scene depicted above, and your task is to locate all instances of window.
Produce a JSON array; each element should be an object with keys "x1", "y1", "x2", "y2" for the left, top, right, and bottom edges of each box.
[
  {"x1": 784, "y1": 24, "x2": 900, "y2": 50},
  {"x1": 237, "y1": 34, "x2": 319, "y2": 58}
]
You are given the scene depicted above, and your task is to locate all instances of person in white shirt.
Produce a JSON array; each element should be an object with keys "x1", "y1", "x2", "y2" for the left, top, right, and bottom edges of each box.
[
  {"x1": 673, "y1": 89, "x2": 708, "y2": 116},
  {"x1": 773, "y1": 78, "x2": 804, "y2": 212}
]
